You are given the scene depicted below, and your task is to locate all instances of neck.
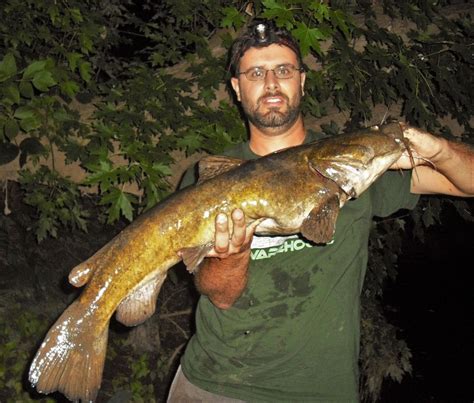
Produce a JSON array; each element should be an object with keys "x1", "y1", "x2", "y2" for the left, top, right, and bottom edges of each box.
[{"x1": 248, "y1": 115, "x2": 306, "y2": 156}]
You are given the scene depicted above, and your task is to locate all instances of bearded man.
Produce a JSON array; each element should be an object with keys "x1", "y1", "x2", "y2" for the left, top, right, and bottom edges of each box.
[{"x1": 167, "y1": 21, "x2": 473, "y2": 402}]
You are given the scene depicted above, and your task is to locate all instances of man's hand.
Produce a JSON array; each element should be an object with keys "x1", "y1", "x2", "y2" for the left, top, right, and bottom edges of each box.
[
  {"x1": 390, "y1": 124, "x2": 446, "y2": 170},
  {"x1": 194, "y1": 209, "x2": 258, "y2": 309},
  {"x1": 206, "y1": 209, "x2": 256, "y2": 259},
  {"x1": 391, "y1": 124, "x2": 473, "y2": 196}
]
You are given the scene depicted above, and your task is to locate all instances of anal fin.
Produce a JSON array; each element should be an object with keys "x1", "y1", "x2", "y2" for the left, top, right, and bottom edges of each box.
[
  {"x1": 116, "y1": 272, "x2": 167, "y2": 327},
  {"x1": 300, "y1": 195, "x2": 340, "y2": 244}
]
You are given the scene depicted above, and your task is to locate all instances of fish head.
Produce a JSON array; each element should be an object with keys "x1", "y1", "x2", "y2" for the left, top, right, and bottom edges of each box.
[{"x1": 308, "y1": 123, "x2": 406, "y2": 198}]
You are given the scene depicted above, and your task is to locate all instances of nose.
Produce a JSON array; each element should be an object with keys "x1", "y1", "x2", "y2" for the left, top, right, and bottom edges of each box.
[{"x1": 264, "y1": 69, "x2": 280, "y2": 92}]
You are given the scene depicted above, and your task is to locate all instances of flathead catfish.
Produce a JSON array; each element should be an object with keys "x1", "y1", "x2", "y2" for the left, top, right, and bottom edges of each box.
[{"x1": 29, "y1": 122, "x2": 410, "y2": 401}]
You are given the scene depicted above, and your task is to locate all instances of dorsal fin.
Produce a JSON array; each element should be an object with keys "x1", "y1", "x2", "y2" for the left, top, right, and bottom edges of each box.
[{"x1": 198, "y1": 155, "x2": 245, "y2": 183}]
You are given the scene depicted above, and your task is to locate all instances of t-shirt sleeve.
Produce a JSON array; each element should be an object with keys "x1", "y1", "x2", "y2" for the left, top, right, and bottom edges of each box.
[{"x1": 370, "y1": 170, "x2": 420, "y2": 217}]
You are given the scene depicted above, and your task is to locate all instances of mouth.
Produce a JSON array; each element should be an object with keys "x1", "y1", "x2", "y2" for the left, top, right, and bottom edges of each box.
[{"x1": 259, "y1": 93, "x2": 288, "y2": 108}]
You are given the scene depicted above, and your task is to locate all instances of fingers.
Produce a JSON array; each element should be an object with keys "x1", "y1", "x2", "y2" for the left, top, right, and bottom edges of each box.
[
  {"x1": 210, "y1": 209, "x2": 252, "y2": 258},
  {"x1": 230, "y1": 209, "x2": 246, "y2": 248},
  {"x1": 214, "y1": 213, "x2": 230, "y2": 254}
]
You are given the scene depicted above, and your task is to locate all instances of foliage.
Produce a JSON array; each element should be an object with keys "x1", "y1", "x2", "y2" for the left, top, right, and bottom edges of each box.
[
  {"x1": 0, "y1": 0, "x2": 472, "y2": 401},
  {"x1": 0, "y1": 299, "x2": 54, "y2": 402},
  {"x1": 18, "y1": 166, "x2": 89, "y2": 242},
  {"x1": 2, "y1": 0, "x2": 471, "y2": 230},
  {"x1": 360, "y1": 214, "x2": 413, "y2": 401}
]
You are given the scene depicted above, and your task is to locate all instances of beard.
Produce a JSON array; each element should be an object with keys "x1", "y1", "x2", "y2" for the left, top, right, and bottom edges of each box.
[{"x1": 242, "y1": 90, "x2": 302, "y2": 130}]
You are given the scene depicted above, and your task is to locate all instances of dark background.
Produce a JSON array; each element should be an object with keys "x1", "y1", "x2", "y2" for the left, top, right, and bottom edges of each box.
[
  {"x1": 381, "y1": 201, "x2": 473, "y2": 402},
  {"x1": 1, "y1": 183, "x2": 472, "y2": 402}
]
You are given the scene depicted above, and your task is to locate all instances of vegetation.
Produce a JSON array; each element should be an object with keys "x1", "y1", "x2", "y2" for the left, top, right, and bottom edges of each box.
[{"x1": 0, "y1": 0, "x2": 472, "y2": 401}]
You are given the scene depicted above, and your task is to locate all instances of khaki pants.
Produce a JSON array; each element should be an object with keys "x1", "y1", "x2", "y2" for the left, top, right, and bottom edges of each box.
[{"x1": 167, "y1": 365, "x2": 246, "y2": 403}]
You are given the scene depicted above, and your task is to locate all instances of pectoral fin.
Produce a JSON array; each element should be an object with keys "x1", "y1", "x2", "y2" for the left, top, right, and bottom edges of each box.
[
  {"x1": 300, "y1": 196, "x2": 340, "y2": 244},
  {"x1": 68, "y1": 262, "x2": 95, "y2": 287},
  {"x1": 116, "y1": 272, "x2": 167, "y2": 327},
  {"x1": 179, "y1": 243, "x2": 214, "y2": 273},
  {"x1": 198, "y1": 155, "x2": 245, "y2": 183}
]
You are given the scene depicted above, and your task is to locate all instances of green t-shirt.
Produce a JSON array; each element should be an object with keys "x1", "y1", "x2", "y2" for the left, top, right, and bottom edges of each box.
[{"x1": 180, "y1": 131, "x2": 419, "y2": 402}]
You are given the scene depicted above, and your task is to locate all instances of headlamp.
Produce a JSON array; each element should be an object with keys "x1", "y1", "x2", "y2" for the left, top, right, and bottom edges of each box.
[{"x1": 254, "y1": 23, "x2": 269, "y2": 43}]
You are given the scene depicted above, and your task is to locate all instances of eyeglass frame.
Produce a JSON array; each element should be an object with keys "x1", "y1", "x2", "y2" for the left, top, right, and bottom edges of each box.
[{"x1": 237, "y1": 64, "x2": 304, "y2": 81}]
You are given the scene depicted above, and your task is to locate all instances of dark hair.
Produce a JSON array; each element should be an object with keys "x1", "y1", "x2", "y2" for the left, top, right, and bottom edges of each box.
[{"x1": 228, "y1": 20, "x2": 303, "y2": 77}]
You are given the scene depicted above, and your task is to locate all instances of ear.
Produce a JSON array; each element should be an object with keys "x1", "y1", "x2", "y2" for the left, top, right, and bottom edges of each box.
[{"x1": 231, "y1": 77, "x2": 241, "y2": 102}]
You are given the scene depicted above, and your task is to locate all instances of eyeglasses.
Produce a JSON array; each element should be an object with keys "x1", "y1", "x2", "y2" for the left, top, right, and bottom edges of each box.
[{"x1": 237, "y1": 64, "x2": 304, "y2": 81}]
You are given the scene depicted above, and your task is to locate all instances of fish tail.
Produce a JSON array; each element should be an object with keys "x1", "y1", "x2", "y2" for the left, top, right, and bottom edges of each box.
[{"x1": 29, "y1": 301, "x2": 108, "y2": 402}]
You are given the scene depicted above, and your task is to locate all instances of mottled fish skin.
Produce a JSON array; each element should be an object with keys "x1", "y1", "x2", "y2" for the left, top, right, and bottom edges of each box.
[{"x1": 28, "y1": 122, "x2": 407, "y2": 402}]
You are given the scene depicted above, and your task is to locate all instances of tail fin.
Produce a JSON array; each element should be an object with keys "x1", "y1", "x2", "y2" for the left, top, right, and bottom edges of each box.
[{"x1": 29, "y1": 301, "x2": 109, "y2": 401}]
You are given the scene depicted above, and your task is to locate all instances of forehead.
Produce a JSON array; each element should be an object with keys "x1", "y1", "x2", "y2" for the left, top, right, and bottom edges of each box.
[{"x1": 239, "y1": 44, "x2": 299, "y2": 70}]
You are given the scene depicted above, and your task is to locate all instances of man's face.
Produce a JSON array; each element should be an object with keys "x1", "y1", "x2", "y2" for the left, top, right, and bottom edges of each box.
[{"x1": 231, "y1": 44, "x2": 306, "y2": 132}]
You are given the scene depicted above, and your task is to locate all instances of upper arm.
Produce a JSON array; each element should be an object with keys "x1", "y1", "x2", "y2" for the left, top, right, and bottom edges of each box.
[{"x1": 410, "y1": 166, "x2": 471, "y2": 196}]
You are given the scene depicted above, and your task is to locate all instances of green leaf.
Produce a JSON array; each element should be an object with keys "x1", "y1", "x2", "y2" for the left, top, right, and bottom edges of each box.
[
  {"x1": 14, "y1": 106, "x2": 42, "y2": 131},
  {"x1": 23, "y1": 60, "x2": 47, "y2": 80},
  {"x1": 152, "y1": 162, "x2": 172, "y2": 176},
  {"x1": 261, "y1": 0, "x2": 294, "y2": 30},
  {"x1": 78, "y1": 60, "x2": 92, "y2": 82},
  {"x1": 80, "y1": 34, "x2": 93, "y2": 54},
  {"x1": 19, "y1": 81, "x2": 34, "y2": 98},
  {"x1": 310, "y1": 2, "x2": 330, "y2": 22},
  {"x1": 20, "y1": 119, "x2": 41, "y2": 132},
  {"x1": 4, "y1": 119, "x2": 19, "y2": 140},
  {"x1": 48, "y1": 4, "x2": 60, "y2": 25},
  {"x1": 221, "y1": 7, "x2": 245, "y2": 29},
  {"x1": 19, "y1": 118, "x2": 42, "y2": 132},
  {"x1": 53, "y1": 108, "x2": 73, "y2": 122},
  {"x1": 4, "y1": 84, "x2": 20, "y2": 104},
  {"x1": 84, "y1": 160, "x2": 115, "y2": 192},
  {"x1": 331, "y1": 9, "x2": 350, "y2": 39},
  {"x1": 13, "y1": 106, "x2": 36, "y2": 120},
  {"x1": 0, "y1": 53, "x2": 17, "y2": 82},
  {"x1": 66, "y1": 52, "x2": 83, "y2": 72},
  {"x1": 37, "y1": 215, "x2": 58, "y2": 242},
  {"x1": 60, "y1": 80, "x2": 80, "y2": 97},
  {"x1": 100, "y1": 188, "x2": 136, "y2": 223},
  {"x1": 70, "y1": 8, "x2": 83, "y2": 23},
  {"x1": 32, "y1": 70, "x2": 57, "y2": 92},
  {"x1": 292, "y1": 22, "x2": 324, "y2": 56},
  {"x1": 176, "y1": 133, "x2": 203, "y2": 154}
]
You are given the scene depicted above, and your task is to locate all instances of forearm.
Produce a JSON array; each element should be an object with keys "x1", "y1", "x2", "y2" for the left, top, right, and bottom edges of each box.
[
  {"x1": 194, "y1": 249, "x2": 251, "y2": 309},
  {"x1": 430, "y1": 139, "x2": 474, "y2": 195}
]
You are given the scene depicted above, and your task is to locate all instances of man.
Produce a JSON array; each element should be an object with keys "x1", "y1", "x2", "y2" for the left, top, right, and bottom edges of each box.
[{"x1": 168, "y1": 21, "x2": 473, "y2": 402}]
